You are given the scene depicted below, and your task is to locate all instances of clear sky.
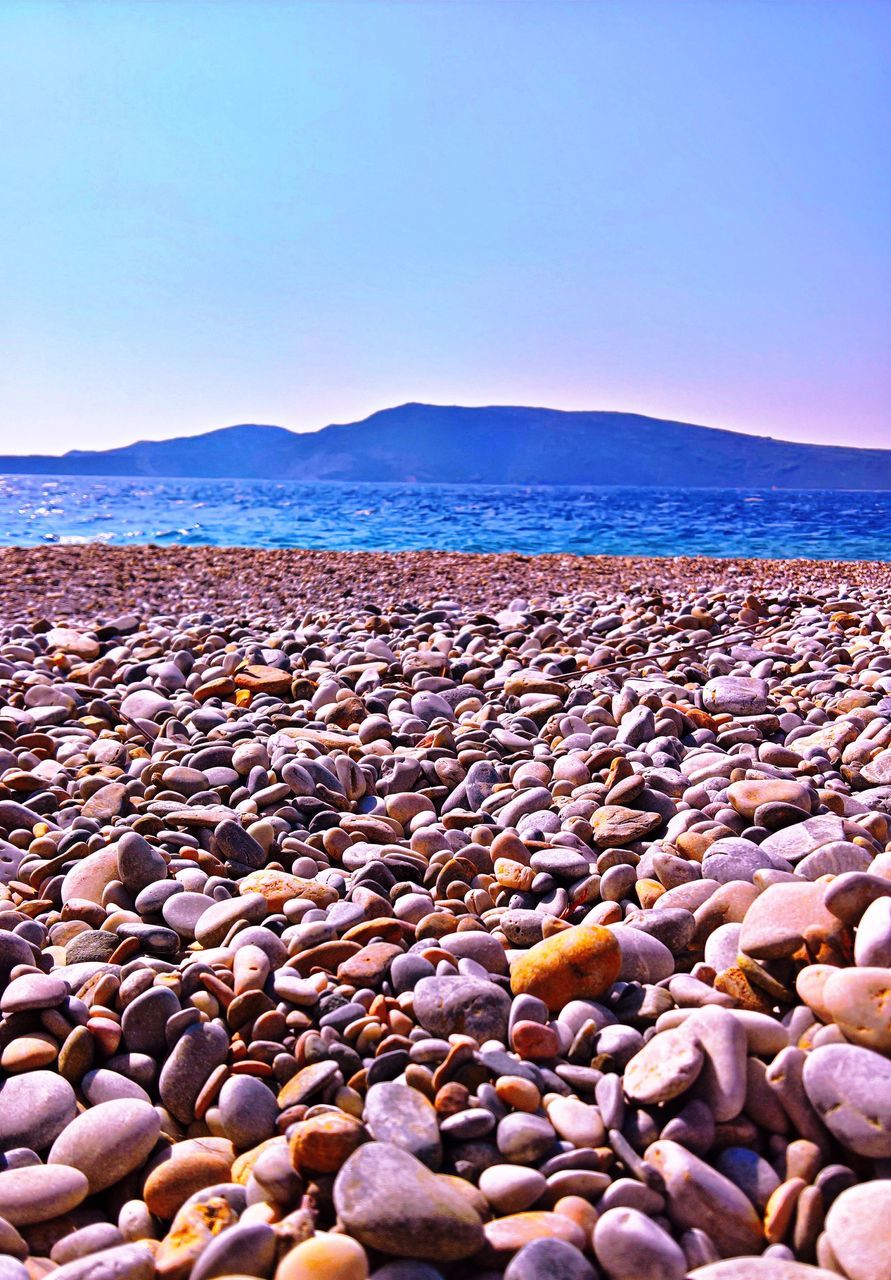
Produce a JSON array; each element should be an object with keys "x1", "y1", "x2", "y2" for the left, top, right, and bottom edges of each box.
[{"x1": 1, "y1": 0, "x2": 889, "y2": 454}]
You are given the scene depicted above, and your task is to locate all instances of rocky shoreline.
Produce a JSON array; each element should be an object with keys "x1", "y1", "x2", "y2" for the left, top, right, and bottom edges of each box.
[{"x1": 1, "y1": 547, "x2": 891, "y2": 1280}]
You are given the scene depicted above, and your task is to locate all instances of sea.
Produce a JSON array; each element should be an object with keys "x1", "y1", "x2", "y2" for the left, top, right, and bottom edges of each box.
[{"x1": 1, "y1": 474, "x2": 888, "y2": 560}]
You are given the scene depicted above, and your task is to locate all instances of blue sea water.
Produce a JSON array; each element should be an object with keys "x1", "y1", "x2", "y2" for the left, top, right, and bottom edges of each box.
[{"x1": 0, "y1": 474, "x2": 888, "y2": 559}]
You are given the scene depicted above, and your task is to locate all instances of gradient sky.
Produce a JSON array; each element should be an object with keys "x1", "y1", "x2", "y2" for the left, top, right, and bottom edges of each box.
[{"x1": 2, "y1": 0, "x2": 889, "y2": 454}]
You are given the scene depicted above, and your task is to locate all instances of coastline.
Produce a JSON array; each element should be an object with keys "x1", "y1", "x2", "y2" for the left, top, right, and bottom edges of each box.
[{"x1": 4, "y1": 544, "x2": 891, "y2": 623}]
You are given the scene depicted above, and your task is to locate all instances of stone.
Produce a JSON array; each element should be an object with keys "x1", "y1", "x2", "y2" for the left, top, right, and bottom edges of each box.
[
  {"x1": 275, "y1": 1234, "x2": 369, "y2": 1280},
  {"x1": 240, "y1": 869, "x2": 336, "y2": 911},
  {"x1": 0, "y1": 840, "x2": 26, "y2": 885},
  {"x1": 218, "y1": 1075, "x2": 279, "y2": 1149},
  {"x1": 688, "y1": 1264, "x2": 841, "y2": 1279},
  {"x1": 824, "y1": 1181, "x2": 891, "y2": 1280},
  {"x1": 824, "y1": 870, "x2": 891, "y2": 923},
  {"x1": 143, "y1": 1137, "x2": 236, "y2": 1219},
  {"x1": 821, "y1": 966, "x2": 891, "y2": 1052},
  {"x1": 861, "y1": 749, "x2": 891, "y2": 785},
  {"x1": 715, "y1": 1147, "x2": 781, "y2": 1211},
  {"x1": 46, "y1": 627, "x2": 100, "y2": 660},
  {"x1": 82, "y1": 1066, "x2": 151, "y2": 1106},
  {"x1": 609, "y1": 924, "x2": 674, "y2": 983},
  {"x1": 546, "y1": 1097, "x2": 605, "y2": 1148},
  {"x1": 192, "y1": 1222, "x2": 277, "y2": 1280},
  {"x1": 48, "y1": 1098, "x2": 161, "y2": 1193},
  {"x1": 854, "y1": 895, "x2": 891, "y2": 965},
  {"x1": 483, "y1": 1211, "x2": 587, "y2": 1254},
  {"x1": 796, "y1": 841, "x2": 873, "y2": 880},
  {"x1": 66, "y1": 930, "x2": 119, "y2": 964},
  {"x1": 234, "y1": 664, "x2": 292, "y2": 696},
  {"x1": 802, "y1": 1043, "x2": 891, "y2": 1157},
  {"x1": 1, "y1": 1033, "x2": 57, "y2": 1072},
  {"x1": 510, "y1": 925, "x2": 621, "y2": 1012},
  {"x1": 332, "y1": 1142, "x2": 485, "y2": 1261},
  {"x1": 61, "y1": 846, "x2": 121, "y2": 905},
  {"x1": 759, "y1": 816, "x2": 846, "y2": 866},
  {"x1": 504, "y1": 1238, "x2": 596, "y2": 1280},
  {"x1": 276, "y1": 1060, "x2": 342, "y2": 1109},
  {"x1": 0, "y1": 1071, "x2": 77, "y2": 1151},
  {"x1": 212, "y1": 819, "x2": 267, "y2": 868},
  {"x1": 82, "y1": 782, "x2": 128, "y2": 820},
  {"x1": 646, "y1": 1140, "x2": 764, "y2": 1257},
  {"x1": 338, "y1": 941, "x2": 403, "y2": 985},
  {"x1": 363, "y1": 1081, "x2": 442, "y2": 1169},
  {"x1": 591, "y1": 806, "x2": 662, "y2": 846},
  {"x1": 413, "y1": 975, "x2": 511, "y2": 1042},
  {"x1": 0, "y1": 1164, "x2": 89, "y2": 1224},
  {"x1": 701, "y1": 838, "x2": 774, "y2": 884},
  {"x1": 159, "y1": 1020, "x2": 229, "y2": 1124},
  {"x1": 0, "y1": 972, "x2": 67, "y2": 1013},
  {"x1": 593, "y1": 1206, "x2": 687, "y2": 1280},
  {"x1": 122, "y1": 986, "x2": 180, "y2": 1056},
  {"x1": 440, "y1": 930, "x2": 509, "y2": 975},
  {"x1": 726, "y1": 780, "x2": 810, "y2": 820},
  {"x1": 289, "y1": 1111, "x2": 365, "y2": 1174},
  {"x1": 117, "y1": 831, "x2": 167, "y2": 892},
  {"x1": 51, "y1": 1224, "x2": 125, "y2": 1265},
  {"x1": 50, "y1": 1244, "x2": 155, "y2": 1280},
  {"x1": 120, "y1": 689, "x2": 174, "y2": 721},
  {"x1": 739, "y1": 882, "x2": 841, "y2": 961},
  {"x1": 685, "y1": 1006, "x2": 748, "y2": 1122},
  {"x1": 478, "y1": 1165, "x2": 547, "y2": 1215},
  {"x1": 496, "y1": 1112, "x2": 557, "y2": 1165},
  {"x1": 701, "y1": 676, "x2": 768, "y2": 716},
  {"x1": 623, "y1": 1027, "x2": 704, "y2": 1104}
]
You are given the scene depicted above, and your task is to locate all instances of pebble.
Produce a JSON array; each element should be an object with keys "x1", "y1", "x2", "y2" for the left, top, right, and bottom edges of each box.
[
  {"x1": 609, "y1": 924, "x2": 674, "y2": 983},
  {"x1": 593, "y1": 1206, "x2": 687, "y2": 1280},
  {"x1": 504, "y1": 1237, "x2": 595, "y2": 1280},
  {"x1": 802, "y1": 1044, "x2": 891, "y2": 1157},
  {"x1": 3, "y1": 550, "x2": 891, "y2": 1276},
  {"x1": 333, "y1": 1142, "x2": 485, "y2": 1260},
  {"x1": 853, "y1": 895, "x2": 891, "y2": 965},
  {"x1": 414, "y1": 972, "x2": 512, "y2": 1041},
  {"x1": 218, "y1": 1075, "x2": 279, "y2": 1148},
  {"x1": 684, "y1": 1005, "x2": 747, "y2": 1122},
  {"x1": 688, "y1": 1264, "x2": 841, "y2": 1278},
  {"x1": 47, "y1": 1098, "x2": 161, "y2": 1192},
  {"x1": 275, "y1": 1234, "x2": 369, "y2": 1280},
  {"x1": 824, "y1": 1180, "x2": 891, "y2": 1280},
  {"x1": 49, "y1": 1244, "x2": 155, "y2": 1280},
  {"x1": 820, "y1": 966, "x2": 891, "y2": 1052},
  {"x1": 193, "y1": 1222, "x2": 277, "y2": 1280},
  {"x1": 646, "y1": 1140, "x2": 764, "y2": 1257},
  {"x1": 497, "y1": 1112, "x2": 557, "y2": 1165},
  {"x1": 478, "y1": 1165, "x2": 547, "y2": 1214},
  {"x1": 158, "y1": 1020, "x2": 229, "y2": 1124},
  {"x1": 364, "y1": 1080, "x2": 442, "y2": 1169},
  {"x1": 143, "y1": 1137, "x2": 235, "y2": 1218},
  {"x1": 0, "y1": 1164, "x2": 89, "y2": 1224},
  {"x1": 509, "y1": 925, "x2": 621, "y2": 1011},
  {"x1": 0, "y1": 1071, "x2": 77, "y2": 1150},
  {"x1": 623, "y1": 1026, "x2": 704, "y2": 1103}
]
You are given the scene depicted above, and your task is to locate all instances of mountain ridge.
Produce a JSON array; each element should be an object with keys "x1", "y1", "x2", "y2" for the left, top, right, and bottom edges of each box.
[{"x1": 3, "y1": 404, "x2": 890, "y2": 489}]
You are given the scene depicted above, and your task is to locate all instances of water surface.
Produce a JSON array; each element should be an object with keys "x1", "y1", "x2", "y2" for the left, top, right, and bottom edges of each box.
[{"x1": 0, "y1": 474, "x2": 885, "y2": 559}]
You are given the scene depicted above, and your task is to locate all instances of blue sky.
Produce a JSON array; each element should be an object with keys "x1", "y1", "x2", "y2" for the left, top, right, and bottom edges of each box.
[{"x1": 1, "y1": 0, "x2": 889, "y2": 453}]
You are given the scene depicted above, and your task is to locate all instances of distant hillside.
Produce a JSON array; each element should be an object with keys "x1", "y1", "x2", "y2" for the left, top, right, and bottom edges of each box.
[{"x1": 2, "y1": 404, "x2": 889, "y2": 488}]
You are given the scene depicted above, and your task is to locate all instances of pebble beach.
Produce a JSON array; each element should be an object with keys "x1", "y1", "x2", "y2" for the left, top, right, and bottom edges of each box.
[{"x1": 2, "y1": 545, "x2": 891, "y2": 1280}]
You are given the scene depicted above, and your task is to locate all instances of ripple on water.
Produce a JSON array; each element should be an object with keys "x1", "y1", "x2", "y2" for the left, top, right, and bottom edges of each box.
[{"x1": 0, "y1": 474, "x2": 889, "y2": 559}]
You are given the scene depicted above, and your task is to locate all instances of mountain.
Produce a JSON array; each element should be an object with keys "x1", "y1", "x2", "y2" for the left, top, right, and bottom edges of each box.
[{"x1": 2, "y1": 404, "x2": 889, "y2": 488}]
